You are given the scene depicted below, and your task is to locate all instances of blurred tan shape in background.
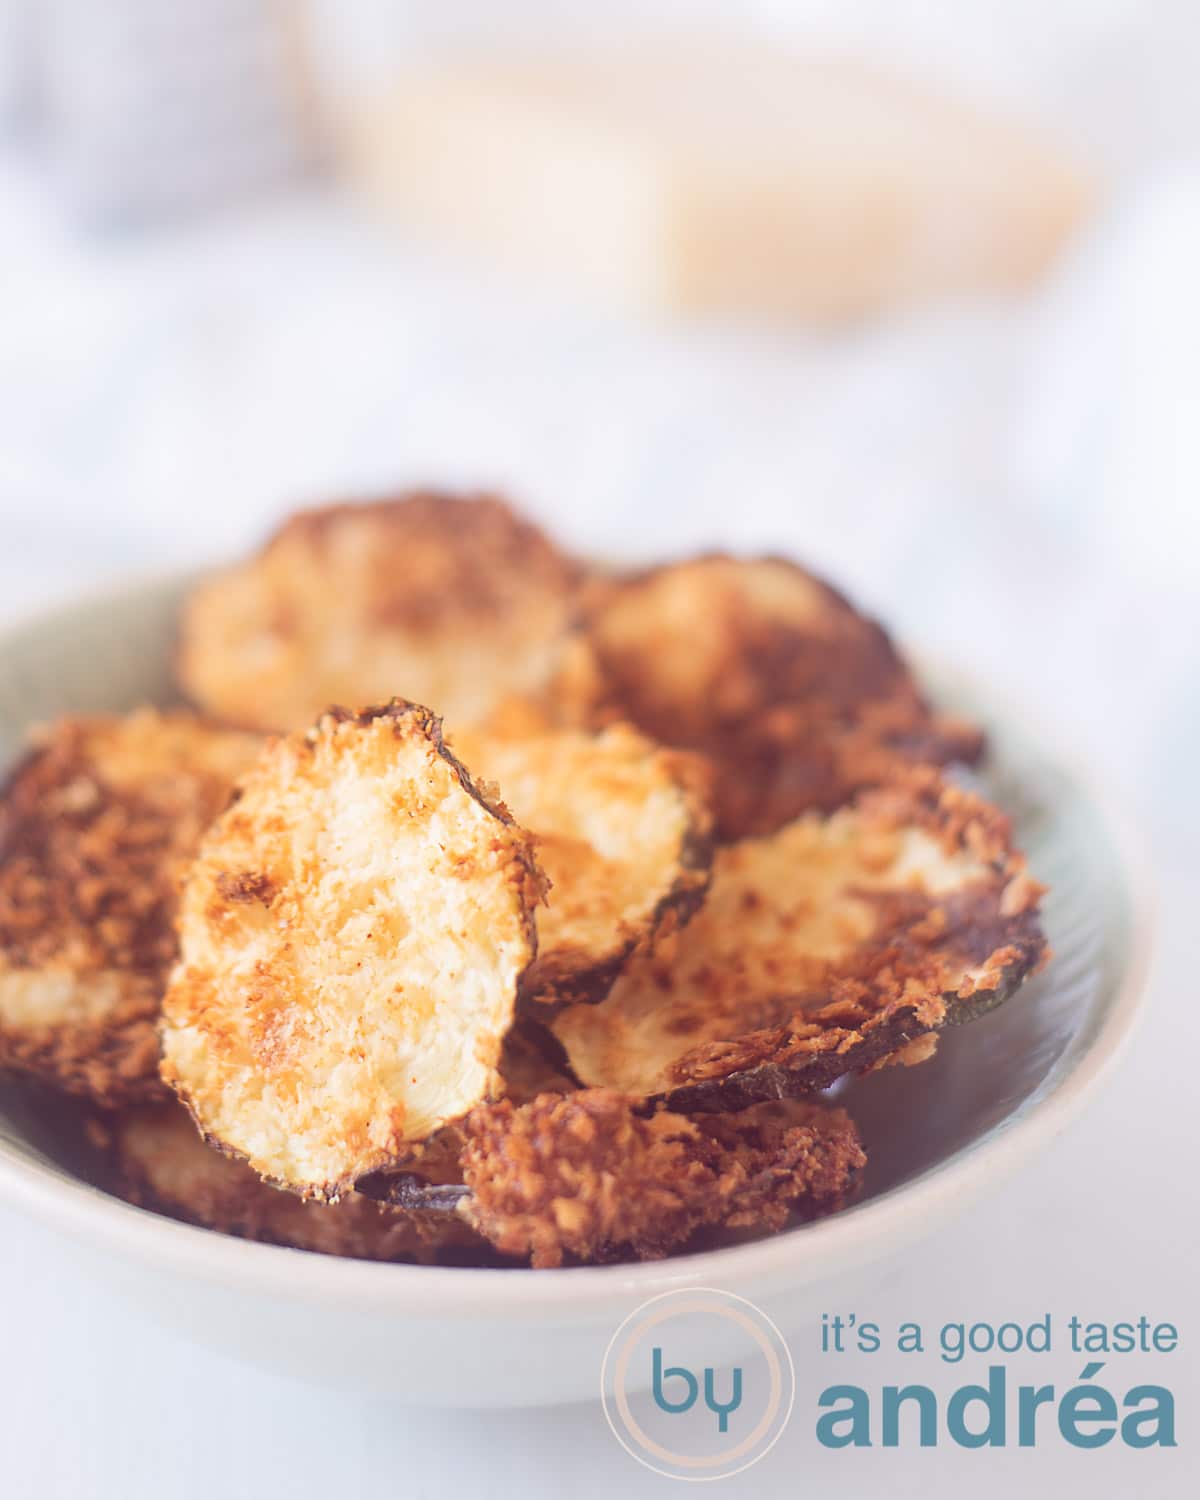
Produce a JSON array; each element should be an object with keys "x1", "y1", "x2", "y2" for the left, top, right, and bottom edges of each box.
[{"x1": 332, "y1": 41, "x2": 1093, "y2": 323}]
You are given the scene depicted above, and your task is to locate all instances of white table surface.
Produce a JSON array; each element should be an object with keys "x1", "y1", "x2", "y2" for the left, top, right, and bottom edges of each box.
[{"x1": 0, "y1": 157, "x2": 1195, "y2": 1499}]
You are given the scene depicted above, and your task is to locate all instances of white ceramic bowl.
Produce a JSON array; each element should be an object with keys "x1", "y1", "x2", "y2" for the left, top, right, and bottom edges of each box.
[{"x1": 0, "y1": 576, "x2": 1153, "y2": 1406}]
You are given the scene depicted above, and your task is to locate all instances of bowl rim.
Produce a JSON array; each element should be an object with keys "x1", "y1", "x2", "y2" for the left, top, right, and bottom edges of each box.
[{"x1": 0, "y1": 574, "x2": 1157, "y2": 1323}]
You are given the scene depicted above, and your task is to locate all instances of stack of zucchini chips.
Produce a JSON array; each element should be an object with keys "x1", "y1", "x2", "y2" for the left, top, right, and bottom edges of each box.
[{"x1": 0, "y1": 495, "x2": 1046, "y2": 1267}]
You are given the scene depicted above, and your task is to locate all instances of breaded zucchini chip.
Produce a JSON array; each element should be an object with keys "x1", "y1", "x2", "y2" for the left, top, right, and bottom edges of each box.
[
  {"x1": 459, "y1": 1089, "x2": 865, "y2": 1267},
  {"x1": 108, "y1": 1104, "x2": 481, "y2": 1260},
  {"x1": 558, "y1": 555, "x2": 982, "y2": 838},
  {"x1": 179, "y1": 492, "x2": 582, "y2": 732},
  {"x1": 449, "y1": 723, "x2": 714, "y2": 1004},
  {"x1": 552, "y1": 771, "x2": 1047, "y2": 1111},
  {"x1": 160, "y1": 701, "x2": 547, "y2": 1200},
  {"x1": 0, "y1": 711, "x2": 260, "y2": 1105}
]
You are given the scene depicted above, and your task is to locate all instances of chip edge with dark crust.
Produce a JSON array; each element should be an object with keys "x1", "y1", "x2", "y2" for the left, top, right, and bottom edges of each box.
[{"x1": 160, "y1": 697, "x2": 549, "y2": 1203}]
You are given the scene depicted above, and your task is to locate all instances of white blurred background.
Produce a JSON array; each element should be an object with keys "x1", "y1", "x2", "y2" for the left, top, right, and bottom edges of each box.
[{"x1": 0, "y1": 5, "x2": 1196, "y2": 1497}]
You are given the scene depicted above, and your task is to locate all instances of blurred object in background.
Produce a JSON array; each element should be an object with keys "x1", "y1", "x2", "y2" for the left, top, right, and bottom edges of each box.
[
  {"x1": 1013, "y1": 169, "x2": 1200, "y2": 832},
  {"x1": 35, "y1": 0, "x2": 318, "y2": 225},
  {"x1": 0, "y1": 0, "x2": 1193, "y2": 844},
  {"x1": 315, "y1": 37, "x2": 1093, "y2": 323},
  {"x1": 0, "y1": 0, "x2": 37, "y2": 135},
  {"x1": 1018, "y1": 171, "x2": 1199, "y2": 592}
]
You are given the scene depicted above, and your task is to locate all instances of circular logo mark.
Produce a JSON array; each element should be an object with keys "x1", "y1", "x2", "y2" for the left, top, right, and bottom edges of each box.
[{"x1": 601, "y1": 1288, "x2": 794, "y2": 1481}]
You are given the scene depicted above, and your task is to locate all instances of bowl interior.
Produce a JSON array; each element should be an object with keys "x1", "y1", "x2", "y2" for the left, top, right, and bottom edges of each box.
[{"x1": 0, "y1": 575, "x2": 1140, "y2": 1259}]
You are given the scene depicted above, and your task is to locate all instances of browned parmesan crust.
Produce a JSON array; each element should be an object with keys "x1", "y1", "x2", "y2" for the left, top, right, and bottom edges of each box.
[
  {"x1": 0, "y1": 711, "x2": 261, "y2": 1105},
  {"x1": 160, "y1": 701, "x2": 548, "y2": 1201},
  {"x1": 459, "y1": 1089, "x2": 865, "y2": 1267},
  {"x1": 554, "y1": 555, "x2": 983, "y2": 839},
  {"x1": 178, "y1": 492, "x2": 584, "y2": 733},
  {"x1": 552, "y1": 768, "x2": 1047, "y2": 1112},
  {"x1": 448, "y1": 722, "x2": 714, "y2": 1005},
  {"x1": 107, "y1": 1104, "x2": 483, "y2": 1260}
]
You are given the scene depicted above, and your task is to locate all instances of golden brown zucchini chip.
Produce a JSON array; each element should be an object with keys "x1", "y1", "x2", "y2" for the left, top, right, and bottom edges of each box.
[
  {"x1": 449, "y1": 723, "x2": 714, "y2": 1004},
  {"x1": 160, "y1": 701, "x2": 546, "y2": 1201},
  {"x1": 179, "y1": 492, "x2": 583, "y2": 733},
  {"x1": 108, "y1": 1104, "x2": 481, "y2": 1260},
  {"x1": 557, "y1": 554, "x2": 982, "y2": 838},
  {"x1": 0, "y1": 711, "x2": 260, "y2": 1106},
  {"x1": 459, "y1": 1089, "x2": 865, "y2": 1268},
  {"x1": 552, "y1": 771, "x2": 1047, "y2": 1112}
]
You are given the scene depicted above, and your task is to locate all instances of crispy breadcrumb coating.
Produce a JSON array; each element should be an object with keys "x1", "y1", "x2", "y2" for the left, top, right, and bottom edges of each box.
[
  {"x1": 553, "y1": 767, "x2": 1047, "y2": 1111},
  {"x1": 178, "y1": 492, "x2": 583, "y2": 733},
  {"x1": 0, "y1": 711, "x2": 260, "y2": 1105},
  {"x1": 459, "y1": 1089, "x2": 865, "y2": 1267},
  {"x1": 160, "y1": 701, "x2": 547, "y2": 1200},
  {"x1": 107, "y1": 1104, "x2": 482, "y2": 1260},
  {"x1": 556, "y1": 555, "x2": 982, "y2": 838},
  {"x1": 449, "y1": 723, "x2": 714, "y2": 1004}
]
